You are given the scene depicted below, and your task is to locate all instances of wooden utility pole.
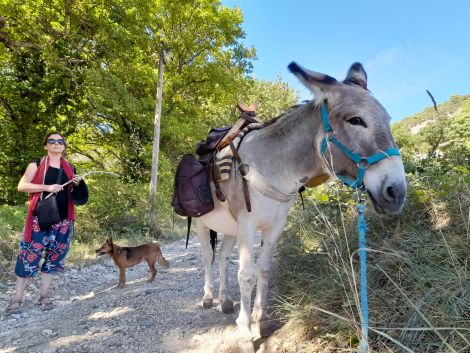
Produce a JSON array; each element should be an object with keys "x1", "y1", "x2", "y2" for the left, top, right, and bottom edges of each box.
[{"x1": 149, "y1": 48, "x2": 166, "y2": 237}]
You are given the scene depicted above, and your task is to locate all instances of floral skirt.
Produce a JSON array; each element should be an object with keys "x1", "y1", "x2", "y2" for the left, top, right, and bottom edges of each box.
[{"x1": 15, "y1": 217, "x2": 73, "y2": 278}]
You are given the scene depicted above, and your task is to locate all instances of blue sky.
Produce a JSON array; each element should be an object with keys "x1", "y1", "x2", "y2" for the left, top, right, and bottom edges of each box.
[{"x1": 223, "y1": 0, "x2": 470, "y2": 122}]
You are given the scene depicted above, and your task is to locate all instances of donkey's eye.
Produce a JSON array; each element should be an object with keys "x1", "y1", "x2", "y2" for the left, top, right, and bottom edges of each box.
[{"x1": 347, "y1": 117, "x2": 367, "y2": 127}]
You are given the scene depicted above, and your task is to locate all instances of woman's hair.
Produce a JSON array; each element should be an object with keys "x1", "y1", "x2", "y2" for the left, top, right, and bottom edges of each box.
[{"x1": 43, "y1": 132, "x2": 67, "y2": 157}]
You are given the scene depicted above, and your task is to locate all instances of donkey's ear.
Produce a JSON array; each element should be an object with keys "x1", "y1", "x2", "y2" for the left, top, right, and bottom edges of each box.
[
  {"x1": 343, "y1": 62, "x2": 367, "y2": 89},
  {"x1": 288, "y1": 62, "x2": 338, "y2": 98}
]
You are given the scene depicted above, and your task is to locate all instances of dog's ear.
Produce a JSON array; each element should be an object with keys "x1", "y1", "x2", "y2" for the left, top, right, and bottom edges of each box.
[{"x1": 106, "y1": 236, "x2": 113, "y2": 244}]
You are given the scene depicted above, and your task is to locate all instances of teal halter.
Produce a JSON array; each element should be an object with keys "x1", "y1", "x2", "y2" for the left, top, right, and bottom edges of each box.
[
  {"x1": 319, "y1": 100, "x2": 400, "y2": 352},
  {"x1": 319, "y1": 100, "x2": 400, "y2": 189}
]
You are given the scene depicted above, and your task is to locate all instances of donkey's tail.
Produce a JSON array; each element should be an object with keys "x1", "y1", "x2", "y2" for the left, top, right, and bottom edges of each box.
[{"x1": 210, "y1": 229, "x2": 217, "y2": 264}]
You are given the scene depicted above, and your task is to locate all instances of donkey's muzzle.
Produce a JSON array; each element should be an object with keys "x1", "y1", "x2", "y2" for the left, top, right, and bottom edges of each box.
[
  {"x1": 384, "y1": 180, "x2": 406, "y2": 206},
  {"x1": 369, "y1": 180, "x2": 407, "y2": 215}
]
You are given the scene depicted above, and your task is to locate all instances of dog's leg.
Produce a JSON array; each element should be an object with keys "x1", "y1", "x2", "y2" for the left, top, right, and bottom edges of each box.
[
  {"x1": 196, "y1": 220, "x2": 214, "y2": 308},
  {"x1": 147, "y1": 260, "x2": 157, "y2": 282},
  {"x1": 118, "y1": 266, "x2": 126, "y2": 288}
]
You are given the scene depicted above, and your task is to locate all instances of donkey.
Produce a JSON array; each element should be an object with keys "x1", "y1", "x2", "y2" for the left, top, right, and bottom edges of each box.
[{"x1": 195, "y1": 62, "x2": 407, "y2": 340}]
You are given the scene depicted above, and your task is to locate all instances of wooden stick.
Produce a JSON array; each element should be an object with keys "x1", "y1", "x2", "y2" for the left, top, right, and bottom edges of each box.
[{"x1": 43, "y1": 171, "x2": 119, "y2": 199}]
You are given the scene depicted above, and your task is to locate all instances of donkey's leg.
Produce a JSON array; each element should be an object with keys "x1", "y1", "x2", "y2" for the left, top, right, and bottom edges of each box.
[
  {"x1": 251, "y1": 221, "x2": 285, "y2": 338},
  {"x1": 218, "y1": 234, "x2": 236, "y2": 314},
  {"x1": 196, "y1": 221, "x2": 214, "y2": 308},
  {"x1": 236, "y1": 220, "x2": 257, "y2": 338}
]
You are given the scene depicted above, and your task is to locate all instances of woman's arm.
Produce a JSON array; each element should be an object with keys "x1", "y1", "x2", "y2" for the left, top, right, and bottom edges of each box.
[{"x1": 17, "y1": 163, "x2": 63, "y2": 194}]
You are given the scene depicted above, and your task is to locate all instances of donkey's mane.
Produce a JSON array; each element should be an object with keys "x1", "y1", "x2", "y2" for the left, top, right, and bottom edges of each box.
[{"x1": 263, "y1": 101, "x2": 311, "y2": 127}]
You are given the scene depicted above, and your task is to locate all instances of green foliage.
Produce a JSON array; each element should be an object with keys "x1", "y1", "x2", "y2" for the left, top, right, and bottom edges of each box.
[
  {"x1": 0, "y1": 0, "x2": 259, "y2": 203},
  {"x1": 0, "y1": 1, "x2": 300, "y2": 273},
  {"x1": 74, "y1": 177, "x2": 148, "y2": 241},
  {"x1": 392, "y1": 94, "x2": 470, "y2": 171},
  {"x1": 0, "y1": 204, "x2": 25, "y2": 235},
  {"x1": 275, "y1": 94, "x2": 470, "y2": 351},
  {"x1": 0, "y1": 204, "x2": 26, "y2": 272},
  {"x1": 276, "y1": 170, "x2": 469, "y2": 352}
]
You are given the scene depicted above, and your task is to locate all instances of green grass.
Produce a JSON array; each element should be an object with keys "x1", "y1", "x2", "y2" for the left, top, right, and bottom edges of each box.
[{"x1": 273, "y1": 174, "x2": 469, "y2": 352}]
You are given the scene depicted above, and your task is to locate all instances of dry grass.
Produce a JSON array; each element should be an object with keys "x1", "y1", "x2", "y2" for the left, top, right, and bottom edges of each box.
[{"x1": 273, "y1": 175, "x2": 469, "y2": 352}]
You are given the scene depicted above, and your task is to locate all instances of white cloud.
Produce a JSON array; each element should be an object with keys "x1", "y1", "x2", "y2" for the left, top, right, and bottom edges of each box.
[{"x1": 366, "y1": 47, "x2": 404, "y2": 75}]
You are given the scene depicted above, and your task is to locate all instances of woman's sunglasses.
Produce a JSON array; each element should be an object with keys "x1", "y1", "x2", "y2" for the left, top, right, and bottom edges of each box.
[{"x1": 47, "y1": 138, "x2": 65, "y2": 145}]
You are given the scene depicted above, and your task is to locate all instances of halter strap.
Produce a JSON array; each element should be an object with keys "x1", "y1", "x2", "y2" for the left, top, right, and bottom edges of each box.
[{"x1": 320, "y1": 100, "x2": 400, "y2": 189}]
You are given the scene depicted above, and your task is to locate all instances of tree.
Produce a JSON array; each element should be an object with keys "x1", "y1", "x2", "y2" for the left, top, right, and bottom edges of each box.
[
  {"x1": 0, "y1": 1, "x2": 91, "y2": 202},
  {"x1": 149, "y1": 48, "x2": 166, "y2": 236},
  {"x1": 0, "y1": 0, "x2": 300, "y2": 237},
  {"x1": 0, "y1": 0, "x2": 256, "y2": 205}
]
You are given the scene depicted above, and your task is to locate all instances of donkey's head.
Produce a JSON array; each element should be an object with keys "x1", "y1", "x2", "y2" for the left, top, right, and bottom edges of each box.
[{"x1": 289, "y1": 62, "x2": 406, "y2": 215}]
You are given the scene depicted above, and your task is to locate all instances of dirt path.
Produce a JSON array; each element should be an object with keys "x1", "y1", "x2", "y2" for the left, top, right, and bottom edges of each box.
[{"x1": 0, "y1": 236, "x2": 267, "y2": 353}]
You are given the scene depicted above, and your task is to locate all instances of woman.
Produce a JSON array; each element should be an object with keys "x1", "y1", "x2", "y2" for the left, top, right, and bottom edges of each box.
[{"x1": 6, "y1": 132, "x2": 87, "y2": 314}]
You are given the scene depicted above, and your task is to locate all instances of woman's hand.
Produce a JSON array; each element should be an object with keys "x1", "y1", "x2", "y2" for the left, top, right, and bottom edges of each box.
[
  {"x1": 72, "y1": 176, "x2": 82, "y2": 186},
  {"x1": 47, "y1": 184, "x2": 63, "y2": 193}
]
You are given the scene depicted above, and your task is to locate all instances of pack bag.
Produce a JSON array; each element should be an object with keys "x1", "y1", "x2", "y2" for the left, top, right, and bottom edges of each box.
[
  {"x1": 195, "y1": 127, "x2": 231, "y2": 164},
  {"x1": 35, "y1": 168, "x2": 63, "y2": 230},
  {"x1": 171, "y1": 154, "x2": 214, "y2": 217}
]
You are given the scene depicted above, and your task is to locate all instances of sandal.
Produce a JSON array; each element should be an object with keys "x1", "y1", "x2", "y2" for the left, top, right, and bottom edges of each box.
[
  {"x1": 38, "y1": 295, "x2": 54, "y2": 311},
  {"x1": 6, "y1": 299, "x2": 22, "y2": 315}
]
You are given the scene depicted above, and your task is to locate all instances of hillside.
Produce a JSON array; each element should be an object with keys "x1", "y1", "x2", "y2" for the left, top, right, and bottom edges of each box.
[
  {"x1": 398, "y1": 94, "x2": 470, "y2": 133},
  {"x1": 391, "y1": 94, "x2": 470, "y2": 164}
]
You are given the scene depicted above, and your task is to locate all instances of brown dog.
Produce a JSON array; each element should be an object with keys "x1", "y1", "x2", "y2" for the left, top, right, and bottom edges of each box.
[{"x1": 96, "y1": 236, "x2": 169, "y2": 288}]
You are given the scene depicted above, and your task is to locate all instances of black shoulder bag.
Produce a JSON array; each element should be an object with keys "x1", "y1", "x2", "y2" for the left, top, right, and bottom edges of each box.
[{"x1": 35, "y1": 167, "x2": 63, "y2": 231}]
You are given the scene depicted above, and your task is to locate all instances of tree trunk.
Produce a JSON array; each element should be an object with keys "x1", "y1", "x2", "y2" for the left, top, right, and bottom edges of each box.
[{"x1": 149, "y1": 49, "x2": 165, "y2": 237}]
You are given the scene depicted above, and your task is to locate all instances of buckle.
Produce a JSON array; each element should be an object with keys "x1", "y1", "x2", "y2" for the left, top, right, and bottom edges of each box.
[
  {"x1": 238, "y1": 163, "x2": 249, "y2": 177},
  {"x1": 216, "y1": 188, "x2": 226, "y2": 202},
  {"x1": 357, "y1": 158, "x2": 369, "y2": 169},
  {"x1": 355, "y1": 189, "x2": 367, "y2": 212}
]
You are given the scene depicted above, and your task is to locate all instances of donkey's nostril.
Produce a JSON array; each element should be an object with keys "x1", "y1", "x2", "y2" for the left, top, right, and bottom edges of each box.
[{"x1": 383, "y1": 181, "x2": 406, "y2": 205}]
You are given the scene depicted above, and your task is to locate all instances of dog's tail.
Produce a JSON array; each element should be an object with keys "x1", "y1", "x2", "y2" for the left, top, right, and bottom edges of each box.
[{"x1": 158, "y1": 250, "x2": 170, "y2": 268}]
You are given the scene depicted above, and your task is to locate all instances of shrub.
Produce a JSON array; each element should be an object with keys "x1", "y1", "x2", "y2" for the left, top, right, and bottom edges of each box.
[{"x1": 274, "y1": 171, "x2": 469, "y2": 352}]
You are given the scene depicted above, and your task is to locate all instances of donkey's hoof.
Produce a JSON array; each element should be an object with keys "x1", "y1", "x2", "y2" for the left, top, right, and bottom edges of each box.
[
  {"x1": 221, "y1": 300, "x2": 234, "y2": 314},
  {"x1": 203, "y1": 298, "x2": 213, "y2": 308},
  {"x1": 235, "y1": 339, "x2": 255, "y2": 353},
  {"x1": 253, "y1": 319, "x2": 275, "y2": 338}
]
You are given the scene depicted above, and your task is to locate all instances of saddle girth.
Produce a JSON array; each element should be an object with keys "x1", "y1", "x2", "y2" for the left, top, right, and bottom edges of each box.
[{"x1": 229, "y1": 140, "x2": 252, "y2": 212}]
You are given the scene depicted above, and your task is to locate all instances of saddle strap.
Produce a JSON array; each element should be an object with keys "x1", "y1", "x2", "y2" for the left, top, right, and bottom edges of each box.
[
  {"x1": 229, "y1": 141, "x2": 252, "y2": 212},
  {"x1": 210, "y1": 153, "x2": 226, "y2": 202},
  {"x1": 229, "y1": 141, "x2": 297, "y2": 206},
  {"x1": 240, "y1": 165, "x2": 298, "y2": 202}
]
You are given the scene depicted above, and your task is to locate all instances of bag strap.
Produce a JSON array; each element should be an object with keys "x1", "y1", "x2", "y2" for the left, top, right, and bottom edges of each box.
[
  {"x1": 56, "y1": 167, "x2": 64, "y2": 184},
  {"x1": 39, "y1": 157, "x2": 48, "y2": 201},
  {"x1": 185, "y1": 217, "x2": 192, "y2": 249},
  {"x1": 40, "y1": 165, "x2": 63, "y2": 201}
]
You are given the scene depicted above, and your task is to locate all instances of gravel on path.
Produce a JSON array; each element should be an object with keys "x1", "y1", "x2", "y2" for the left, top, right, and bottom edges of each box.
[{"x1": 0, "y1": 236, "x2": 265, "y2": 353}]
